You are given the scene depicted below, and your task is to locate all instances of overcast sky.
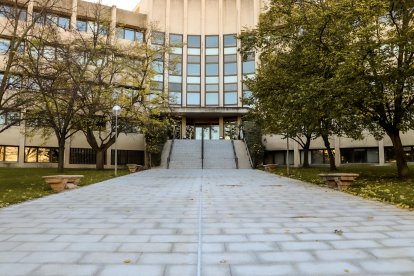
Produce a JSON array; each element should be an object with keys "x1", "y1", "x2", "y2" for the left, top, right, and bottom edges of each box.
[{"x1": 84, "y1": 0, "x2": 141, "y2": 11}]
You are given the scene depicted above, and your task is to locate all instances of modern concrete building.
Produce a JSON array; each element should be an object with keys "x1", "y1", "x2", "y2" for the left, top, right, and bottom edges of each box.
[{"x1": 0, "y1": 0, "x2": 413, "y2": 168}]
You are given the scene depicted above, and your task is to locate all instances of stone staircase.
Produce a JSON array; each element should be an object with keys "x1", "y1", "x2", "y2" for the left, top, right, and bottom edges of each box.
[
  {"x1": 164, "y1": 139, "x2": 252, "y2": 169},
  {"x1": 204, "y1": 140, "x2": 236, "y2": 169},
  {"x1": 168, "y1": 140, "x2": 202, "y2": 169}
]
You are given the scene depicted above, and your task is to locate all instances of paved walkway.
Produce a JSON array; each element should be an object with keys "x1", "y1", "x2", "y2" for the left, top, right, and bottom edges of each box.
[{"x1": 1, "y1": 169, "x2": 414, "y2": 275}]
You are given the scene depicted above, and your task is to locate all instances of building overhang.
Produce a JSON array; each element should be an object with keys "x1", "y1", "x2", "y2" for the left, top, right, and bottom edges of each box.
[{"x1": 170, "y1": 107, "x2": 250, "y2": 118}]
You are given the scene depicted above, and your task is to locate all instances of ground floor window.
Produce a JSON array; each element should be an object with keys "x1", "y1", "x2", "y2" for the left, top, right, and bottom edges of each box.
[
  {"x1": 341, "y1": 148, "x2": 379, "y2": 164},
  {"x1": 70, "y1": 148, "x2": 106, "y2": 164},
  {"x1": 265, "y1": 150, "x2": 294, "y2": 165},
  {"x1": 24, "y1": 147, "x2": 58, "y2": 163},
  {"x1": 309, "y1": 149, "x2": 332, "y2": 164},
  {"x1": 0, "y1": 145, "x2": 19, "y2": 162},
  {"x1": 111, "y1": 150, "x2": 144, "y2": 165},
  {"x1": 385, "y1": 146, "x2": 414, "y2": 163}
]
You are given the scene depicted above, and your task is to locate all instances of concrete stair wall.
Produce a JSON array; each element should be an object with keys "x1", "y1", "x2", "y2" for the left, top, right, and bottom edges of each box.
[{"x1": 234, "y1": 140, "x2": 252, "y2": 169}]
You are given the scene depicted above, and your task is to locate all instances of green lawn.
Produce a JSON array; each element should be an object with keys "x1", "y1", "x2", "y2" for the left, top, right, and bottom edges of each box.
[
  {"x1": 273, "y1": 164, "x2": 414, "y2": 209},
  {"x1": 0, "y1": 168, "x2": 128, "y2": 208}
]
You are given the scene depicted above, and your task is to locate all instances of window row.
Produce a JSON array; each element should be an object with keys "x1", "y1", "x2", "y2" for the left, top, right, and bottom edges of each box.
[
  {"x1": 0, "y1": 146, "x2": 144, "y2": 165},
  {"x1": 265, "y1": 146, "x2": 414, "y2": 165}
]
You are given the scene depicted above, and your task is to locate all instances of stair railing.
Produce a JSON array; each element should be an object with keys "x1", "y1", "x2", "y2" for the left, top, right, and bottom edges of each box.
[
  {"x1": 243, "y1": 137, "x2": 254, "y2": 169},
  {"x1": 201, "y1": 129, "x2": 204, "y2": 169},
  {"x1": 166, "y1": 138, "x2": 175, "y2": 169},
  {"x1": 231, "y1": 139, "x2": 239, "y2": 169}
]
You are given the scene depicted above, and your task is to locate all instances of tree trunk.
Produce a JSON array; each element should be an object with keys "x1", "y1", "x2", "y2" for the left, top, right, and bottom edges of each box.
[
  {"x1": 322, "y1": 134, "x2": 337, "y2": 171},
  {"x1": 57, "y1": 141, "x2": 65, "y2": 173},
  {"x1": 95, "y1": 149, "x2": 105, "y2": 170},
  {"x1": 386, "y1": 129, "x2": 409, "y2": 178},
  {"x1": 302, "y1": 137, "x2": 311, "y2": 168}
]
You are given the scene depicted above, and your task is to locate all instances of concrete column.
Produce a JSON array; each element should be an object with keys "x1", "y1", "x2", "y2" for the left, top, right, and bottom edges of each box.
[
  {"x1": 18, "y1": 125, "x2": 26, "y2": 167},
  {"x1": 200, "y1": 0, "x2": 206, "y2": 107},
  {"x1": 181, "y1": 116, "x2": 187, "y2": 138},
  {"x1": 219, "y1": 116, "x2": 224, "y2": 138},
  {"x1": 164, "y1": 0, "x2": 170, "y2": 99},
  {"x1": 218, "y1": 0, "x2": 224, "y2": 107},
  {"x1": 27, "y1": 0, "x2": 34, "y2": 24},
  {"x1": 293, "y1": 141, "x2": 300, "y2": 168},
  {"x1": 378, "y1": 139, "x2": 385, "y2": 165},
  {"x1": 70, "y1": 0, "x2": 78, "y2": 30},
  {"x1": 236, "y1": 0, "x2": 242, "y2": 107},
  {"x1": 64, "y1": 139, "x2": 71, "y2": 167},
  {"x1": 334, "y1": 135, "x2": 341, "y2": 167},
  {"x1": 106, "y1": 147, "x2": 111, "y2": 167},
  {"x1": 110, "y1": 6, "x2": 116, "y2": 43},
  {"x1": 182, "y1": 0, "x2": 188, "y2": 107}
]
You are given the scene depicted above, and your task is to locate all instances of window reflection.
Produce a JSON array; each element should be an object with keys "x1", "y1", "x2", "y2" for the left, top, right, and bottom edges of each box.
[{"x1": 0, "y1": 146, "x2": 18, "y2": 162}]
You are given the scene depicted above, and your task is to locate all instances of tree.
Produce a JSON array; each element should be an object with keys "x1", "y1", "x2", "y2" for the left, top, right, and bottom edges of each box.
[
  {"x1": 334, "y1": 0, "x2": 414, "y2": 177},
  {"x1": 0, "y1": 0, "x2": 60, "y2": 132},
  {"x1": 240, "y1": 0, "x2": 363, "y2": 170},
  {"x1": 65, "y1": 3, "x2": 170, "y2": 170},
  {"x1": 18, "y1": 12, "x2": 82, "y2": 172}
]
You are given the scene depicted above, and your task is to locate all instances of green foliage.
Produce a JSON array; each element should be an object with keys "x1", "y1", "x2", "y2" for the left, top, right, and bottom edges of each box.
[
  {"x1": 274, "y1": 165, "x2": 414, "y2": 208},
  {"x1": 242, "y1": 121, "x2": 264, "y2": 168},
  {"x1": 240, "y1": 0, "x2": 414, "y2": 177},
  {"x1": 143, "y1": 119, "x2": 171, "y2": 166},
  {"x1": 0, "y1": 168, "x2": 128, "y2": 208}
]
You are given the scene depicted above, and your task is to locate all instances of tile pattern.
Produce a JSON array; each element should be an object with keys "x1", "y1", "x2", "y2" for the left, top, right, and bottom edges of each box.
[{"x1": 0, "y1": 169, "x2": 414, "y2": 275}]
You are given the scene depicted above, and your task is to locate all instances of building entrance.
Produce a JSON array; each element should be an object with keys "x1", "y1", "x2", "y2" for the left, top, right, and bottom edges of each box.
[{"x1": 195, "y1": 125, "x2": 220, "y2": 140}]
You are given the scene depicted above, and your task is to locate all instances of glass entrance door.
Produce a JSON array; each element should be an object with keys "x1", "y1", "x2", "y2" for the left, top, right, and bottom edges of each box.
[{"x1": 195, "y1": 125, "x2": 220, "y2": 140}]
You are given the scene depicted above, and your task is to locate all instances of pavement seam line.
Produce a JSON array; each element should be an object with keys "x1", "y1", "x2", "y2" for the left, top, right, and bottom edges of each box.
[{"x1": 197, "y1": 178, "x2": 203, "y2": 276}]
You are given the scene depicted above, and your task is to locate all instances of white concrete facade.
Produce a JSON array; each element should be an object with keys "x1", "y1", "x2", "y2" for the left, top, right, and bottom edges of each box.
[{"x1": 0, "y1": 0, "x2": 413, "y2": 168}]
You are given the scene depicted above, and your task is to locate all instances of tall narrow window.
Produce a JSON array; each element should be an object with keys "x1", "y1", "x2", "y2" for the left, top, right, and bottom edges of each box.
[
  {"x1": 205, "y1": 35, "x2": 219, "y2": 106},
  {"x1": 187, "y1": 35, "x2": 201, "y2": 106},
  {"x1": 168, "y1": 34, "x2": 183, "y2": 105},
  {"x1": 223, "y1": 34, "x2": 238, "y2": 106}
]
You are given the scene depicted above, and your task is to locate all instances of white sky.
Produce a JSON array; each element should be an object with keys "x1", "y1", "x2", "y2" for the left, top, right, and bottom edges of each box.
[{"x1": 84, "y1": 0, "x2": 142, "y2": 11}]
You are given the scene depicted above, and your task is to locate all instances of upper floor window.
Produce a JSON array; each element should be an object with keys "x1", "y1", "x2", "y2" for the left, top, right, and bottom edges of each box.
[
  {"x1": 76, "y1": 19, "x2": 108, "y2": 35},
  {"x1": 224, "y1": 34, "x2": 237, "y2": 47},
  {"x1": 0, "y1": 110, "x2": 20, "y2": 126},
  {"x1": 169, "y1": 34, "x2": 183, "y2": 47},
  {"x1": 116, "y1": 27, "x2": 144, "y2": 42},
  {"x1": 0, "y1": 5, "x2": 27, "y2": 21},
  {"x1": 188, "y1": 35, "x2": 200, "y2": 48},
  {"x1": 33, "y1": 12, "x2": 70, "y2": 30},
  {"x1": 206, "y1": 36, "x2": 219, "y2": 48},
  {"x1": 151, "y1": 32, "x2": 165, "y2": 45}
]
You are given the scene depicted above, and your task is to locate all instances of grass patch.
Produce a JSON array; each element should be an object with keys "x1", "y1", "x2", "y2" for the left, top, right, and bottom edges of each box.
[
  {"x1": 274, "y1": 164, "x2": 414, "y2": 209},
  {"x1": 0, "y1": 168, "x2": 128, "y2": 208}
]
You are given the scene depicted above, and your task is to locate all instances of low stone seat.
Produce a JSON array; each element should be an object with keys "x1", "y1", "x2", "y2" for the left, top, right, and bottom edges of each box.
[
  {"x1": 126, "y1": 164, "x2": 143, "y2": 173},
  {"x1": 318, "y1": 173, "x2": 359, "y2": 190},
  {"x1": 263, "y1": 164, "x2": 278, "y2": 172},
  {"x1": 42, "y1": 175, "x2": 84, "y2": 192}
]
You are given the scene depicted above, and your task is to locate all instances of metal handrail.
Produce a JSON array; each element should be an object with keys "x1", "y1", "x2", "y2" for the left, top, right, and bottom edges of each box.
[
  {"x1": 201, "y1": 130, "x2": 204, "y2": 169},
  {"x1": 243, "y1": 137, "x2": 254, "y2": 168},
  {"x1": 231, "y1": 139, "x2": 239, "y2": 169},
  {"x1": 166, "y1": 138, "x2": 175, "y2": 169}
]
